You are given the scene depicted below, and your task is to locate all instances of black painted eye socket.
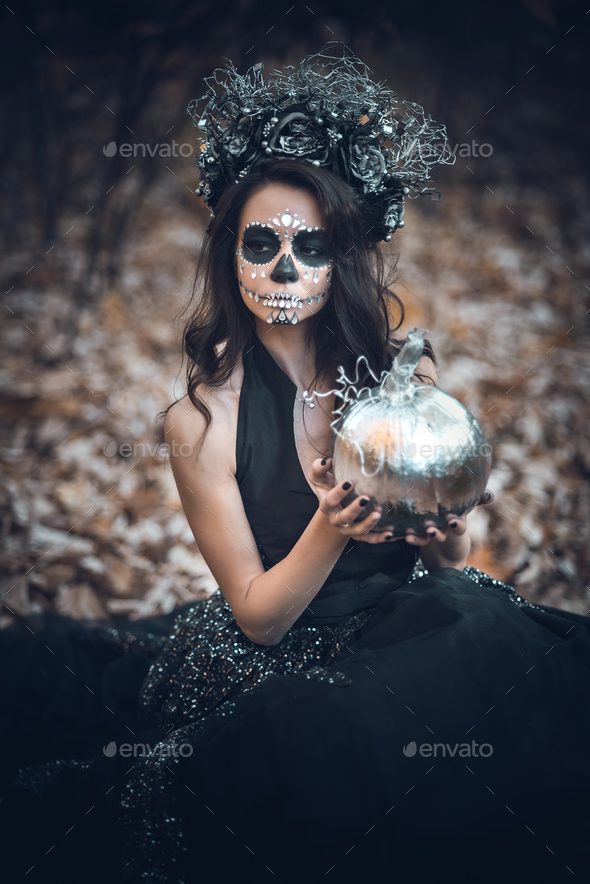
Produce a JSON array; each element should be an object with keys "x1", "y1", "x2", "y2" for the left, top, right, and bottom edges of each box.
[
  {"x1": 241, "y1": 227, "x2": 281, "y2": 265},
  {"x1": 292, "y1": 230, "x2": 331, "y2": 267}
]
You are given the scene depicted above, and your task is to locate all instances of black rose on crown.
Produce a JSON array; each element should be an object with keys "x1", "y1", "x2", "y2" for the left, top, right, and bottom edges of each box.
[
  {"x1": 383, "y1": 195, "x2": 405, "y2": 230},
  {"x1": 207, "y1": 121, "x2": 259, "y2": 194},
  {"x1": 269, "y1": 108, "x2": 329, "y2": 162},
  {"x1": 360, "y1": 187, "x2": 406, "y2": 242},
  {"x1": 222, "y1": 122, "x2": 252, "y2": 159},
  {"x1": 348, "y1": 129, "x2": 386, "y2": 192}
]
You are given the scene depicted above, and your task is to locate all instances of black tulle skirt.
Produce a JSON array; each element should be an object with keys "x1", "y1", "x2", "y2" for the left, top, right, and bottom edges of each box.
[{"x1": 1, "y1": 565, "x2": 590, "y2": 884}]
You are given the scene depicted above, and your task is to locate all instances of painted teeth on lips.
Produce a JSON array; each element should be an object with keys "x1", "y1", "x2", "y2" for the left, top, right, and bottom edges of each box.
[{"x1": 259, "y1": 292, "x2": 304, "y2": 308}]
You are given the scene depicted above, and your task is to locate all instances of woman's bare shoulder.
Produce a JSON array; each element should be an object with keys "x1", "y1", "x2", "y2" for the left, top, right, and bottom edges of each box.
[{"x1": 165, "y1": 359, "x2": 244, "y2": 468}]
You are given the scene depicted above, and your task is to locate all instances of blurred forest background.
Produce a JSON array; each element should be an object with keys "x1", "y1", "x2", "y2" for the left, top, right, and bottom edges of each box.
[{"x1": 1, "y1": 0, "x2": 589, "y2": 625}]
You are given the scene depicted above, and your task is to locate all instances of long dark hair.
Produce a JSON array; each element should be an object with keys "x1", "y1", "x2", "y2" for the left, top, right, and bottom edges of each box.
[{"x1": 174, "y1": 159, "x2": 437, "y2": 438}]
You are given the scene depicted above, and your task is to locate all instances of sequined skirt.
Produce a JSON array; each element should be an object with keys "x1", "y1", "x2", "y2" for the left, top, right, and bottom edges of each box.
[
  {"x1": 118, "y1": 562, "x2": 543, "y2": 882},
  {"x1": 8, "y1": 562, "x2": 553, "y2": 884},
  {"x1": 137, "y1": 561, "x2": 538, "y2": 733}
]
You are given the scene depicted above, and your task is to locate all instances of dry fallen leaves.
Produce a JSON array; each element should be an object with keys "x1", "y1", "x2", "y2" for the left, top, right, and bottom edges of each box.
[{"x1": 1, "y1": 180, "x2": 588, "y2": 625}]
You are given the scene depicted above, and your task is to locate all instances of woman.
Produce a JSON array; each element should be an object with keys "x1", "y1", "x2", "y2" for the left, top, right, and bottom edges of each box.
[
  {"x1": 2, "y1": 47, "x2": 590, "y2": 884},
  {"x1": 164, "y1": 162, "x2": 465, "y2": 649}
]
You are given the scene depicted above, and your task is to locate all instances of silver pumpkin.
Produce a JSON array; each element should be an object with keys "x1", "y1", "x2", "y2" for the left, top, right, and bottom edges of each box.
[{"x1": 331, "y1": 328, "x2": 491, "y2": 534}]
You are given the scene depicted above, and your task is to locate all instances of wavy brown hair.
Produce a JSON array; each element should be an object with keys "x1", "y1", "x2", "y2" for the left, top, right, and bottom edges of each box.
[{"x1": 172, "y1": 159, "x2": 437, "y2": 436}]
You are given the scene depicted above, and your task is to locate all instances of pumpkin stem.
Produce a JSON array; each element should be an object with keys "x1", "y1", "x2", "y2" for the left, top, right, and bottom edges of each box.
[{"x1": 380, "y1": 327, "x2": 428, "y2": 397}]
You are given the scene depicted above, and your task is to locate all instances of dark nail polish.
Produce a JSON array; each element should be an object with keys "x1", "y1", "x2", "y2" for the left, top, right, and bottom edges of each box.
[
  {"x1": 428, "y1": 530, "x2": 436, "y2": 537},
  {"x1": 385, "y1": 533, "x2": 394, "y2": 540},
  {"x1": 321, "y1": 457, "x2": 327, "y2": 465},
  {"x1": 342, "y1": 481, "x2": 351, "y2": 491},
  {"x1": 359, "y1": 498, "x2": 369, "y2": 507},
  {"x1": 451, "y1": 521, "x2": 458, "y2": 528},
  {"x1": 486, "y1": 490, "x2": 492, "y2": 500}
]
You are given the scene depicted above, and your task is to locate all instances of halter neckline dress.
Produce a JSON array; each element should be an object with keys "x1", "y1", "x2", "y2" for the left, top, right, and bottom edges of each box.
[{"x1": 235, "y1": 332, "x2": 419, "y2": 624}]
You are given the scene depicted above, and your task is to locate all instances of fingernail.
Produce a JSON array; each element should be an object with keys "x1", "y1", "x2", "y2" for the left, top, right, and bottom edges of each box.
[
  {"x1": 451, "y1": 521, "x2": 458, "y2": 528},
  {"x1": 359, "y1": 498, "x2": 369, "y2": 506},
  {"x1": 428, "y1": 530, "x2": 436, "y2": 537},
  {"x1": 385, "y1": 533, "x2": 394, "y2": 540},
  {"x1": 321, "y1": 457, "x2": 327, "y2": 465},
  {"x1": 342, "y1": 481, "x2": 351, "y2": 491},
  {"x1": 486, "y1": 490, "x2": 492, "y2": 500},
  {"x1": 406, "y1": 536, "x2": 415, "y2": 543}
]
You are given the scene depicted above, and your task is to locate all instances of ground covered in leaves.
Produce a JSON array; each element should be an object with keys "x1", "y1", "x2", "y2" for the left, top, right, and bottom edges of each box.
[{"x1": 1, "y1": 173, "x2": 589, "y2": 626}]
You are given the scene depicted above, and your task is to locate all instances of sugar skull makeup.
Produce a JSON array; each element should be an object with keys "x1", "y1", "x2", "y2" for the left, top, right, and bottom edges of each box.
[{"x1": 236, "y1": 205, "x2": 333, "y2": 325}]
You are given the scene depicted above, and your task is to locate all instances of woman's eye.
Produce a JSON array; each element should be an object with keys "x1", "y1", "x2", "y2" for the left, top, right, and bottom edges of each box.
[
  {"x1": 248, "y1": 241, "x2": 271, "y2": 252},
  {"x1": 300, "y1": 246, "x2": 321, "y2": 256}
]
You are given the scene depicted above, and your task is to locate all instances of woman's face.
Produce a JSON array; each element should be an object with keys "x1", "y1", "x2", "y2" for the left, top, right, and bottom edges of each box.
[{"x1": 235, "y1": 184, "x2": 333, "y2": 326}]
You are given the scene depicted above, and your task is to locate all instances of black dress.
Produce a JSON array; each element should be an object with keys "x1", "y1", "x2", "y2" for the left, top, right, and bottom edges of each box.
[{"x1": 1, "y1": 333, "x2": 590, "y2": 884}]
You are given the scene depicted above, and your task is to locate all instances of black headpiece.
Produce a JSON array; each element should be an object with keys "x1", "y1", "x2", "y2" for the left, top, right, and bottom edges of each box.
[{"x1": 187, "y1": 43, "x2": 455, "y2": 243}]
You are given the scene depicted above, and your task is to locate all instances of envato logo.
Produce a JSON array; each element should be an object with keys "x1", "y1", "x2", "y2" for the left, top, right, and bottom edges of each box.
[
  {"x1": 103, "y1": 441, "x2": 194, "y2": 458},
  {"x1": 402, "y1": 441, "x2": 493, "y2": 459},
  {"x1": 103, "y1": 740, "x2": 193, "y2": 758},
  {"x1": 406, "y1": 141, "x2": 493, "y2": 162},
  {"x1": 403, "y1": 740, "x2": 493, "y2": 758},
  {"x1": 416, "y1": 141, "x2": 494, "y2": 160},
  {"x1": 448, "y1": 141, "x2": 493, "y2": 158},
  {"x1": 103, "y1": 141, "x2": 194, "y2": 158}
]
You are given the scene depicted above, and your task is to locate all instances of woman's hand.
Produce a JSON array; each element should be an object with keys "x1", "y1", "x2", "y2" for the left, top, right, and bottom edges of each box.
[
  {"x1": 308, "y1": 457, "x2": 412, "y2": 545},
  {"x1": 309, "y1": 459, "x2": 496, "y2": 552},
  {"x1": 403, "y1": 487, "x2": 495, "y2": 572},
  {"x1": 402, "y1": 488, "x2": 495, "y2": 547}
]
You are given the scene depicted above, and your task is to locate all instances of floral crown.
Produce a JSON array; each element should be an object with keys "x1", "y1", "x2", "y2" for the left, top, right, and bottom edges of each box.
[{"x1": 187, "y1": 42, "x2": 455, "y2": 243}]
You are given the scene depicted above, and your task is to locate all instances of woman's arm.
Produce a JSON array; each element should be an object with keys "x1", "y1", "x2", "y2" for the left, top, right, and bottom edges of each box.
[{"x1": 165, "y1": 396, "x2": 380, "y2": 647}]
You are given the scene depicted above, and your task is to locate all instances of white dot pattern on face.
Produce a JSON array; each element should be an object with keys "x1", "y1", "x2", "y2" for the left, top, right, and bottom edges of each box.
[
  {"x1": 239, "y1": 222, "x2": 282, "y2": 267},
  {"x1": 269, "y1": 210, "x2": 332, "y2": 270},
  {"x1": 237, "y1": 209, "x2": 333, "y2": 325},
  {"x1": 238, "y1": 210, "x2": 332, "y2": 272}
]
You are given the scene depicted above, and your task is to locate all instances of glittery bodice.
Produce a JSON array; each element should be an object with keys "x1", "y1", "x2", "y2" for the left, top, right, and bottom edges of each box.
[{"x1": 235, "y1": 333, "x2": 418, "y2": 625}]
